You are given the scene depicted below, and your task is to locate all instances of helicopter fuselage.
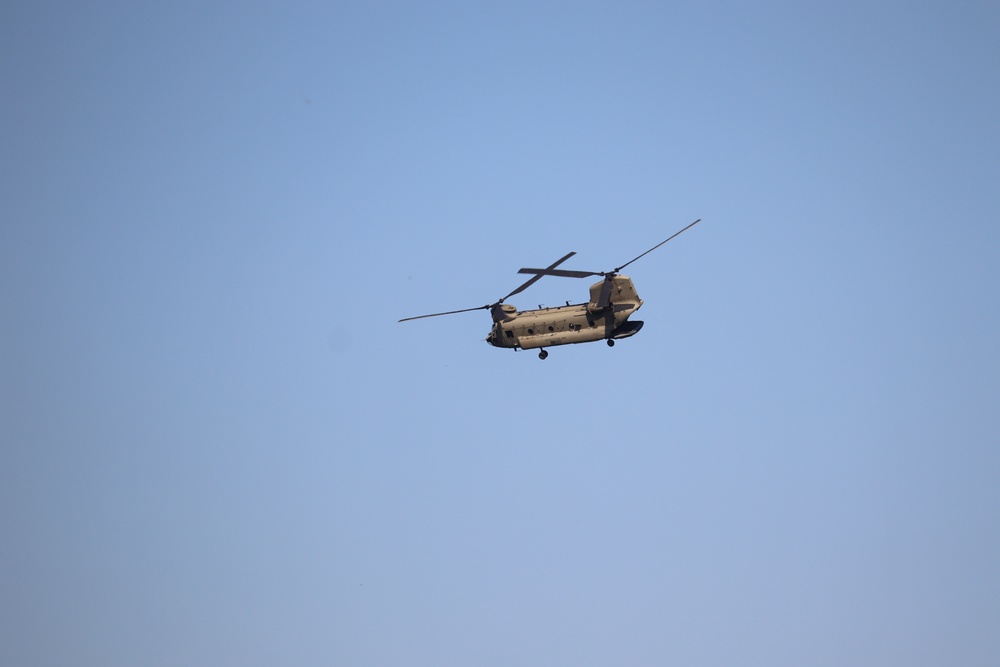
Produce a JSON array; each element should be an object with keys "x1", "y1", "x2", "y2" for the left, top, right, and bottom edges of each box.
[
  {"x1": 486, "y1": 275, "x2": 644, "y2": 351},
  {"x1": 398, "y1": 219, "x2": 701, "y2": 359}
]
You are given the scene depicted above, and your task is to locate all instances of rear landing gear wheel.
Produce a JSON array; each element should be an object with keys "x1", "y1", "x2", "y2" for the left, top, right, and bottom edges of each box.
[
  {"x1": 538, "y1": 350, "x2": 548, "y2": 360},
  {"x1": 607, "y1": 339, "x2": 615, "y2": 347}
]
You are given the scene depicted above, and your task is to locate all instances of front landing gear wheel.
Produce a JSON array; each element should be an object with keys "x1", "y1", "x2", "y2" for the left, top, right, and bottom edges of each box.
[
  {"x1": 538, "y1": 350, "x2": 548, "y2": 360},
  {"x1": 607, "y1": 339, "x2": 615, "y2": 347}
]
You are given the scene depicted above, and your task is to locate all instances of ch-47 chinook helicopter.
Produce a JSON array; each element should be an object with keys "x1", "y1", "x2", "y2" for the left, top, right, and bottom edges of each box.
[{"x1": 399, "y1": 218, "x2": 702, "y2": 359}]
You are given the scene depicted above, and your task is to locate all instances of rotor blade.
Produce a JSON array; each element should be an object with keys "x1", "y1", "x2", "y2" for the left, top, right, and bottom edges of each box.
[
  {"x1": 613, "y1": 218, "x2": 702, "y2": 273},
  {"x1": 596, "y1": 276, "x2": 614, "y2": 309},
  {"x1": 516, "y1": 267, "x2": 600, "y2": 278},
  {"x1": 398, "y1": 305, "x2": 490, "y2": 323},
  {"x1": 502, "y1": 251, "x2": 577, "y2": 300}
]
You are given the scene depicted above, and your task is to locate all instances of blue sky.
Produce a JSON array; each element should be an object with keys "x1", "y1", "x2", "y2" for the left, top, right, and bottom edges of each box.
[{"x1": 2, "y1": 2, "x2": 999, "y2": 665}]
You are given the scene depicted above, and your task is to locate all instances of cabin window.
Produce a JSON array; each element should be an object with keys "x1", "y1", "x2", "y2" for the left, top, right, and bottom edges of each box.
[
  {"x1": 527, "y1": 328, "x2": 534, "y2": 335},
  {"x1": 547, "y1": 326, "x2": 554, "y2": 332},
  {"x1": 505, "y1": 330, "x2": 513, "y2": 339}
]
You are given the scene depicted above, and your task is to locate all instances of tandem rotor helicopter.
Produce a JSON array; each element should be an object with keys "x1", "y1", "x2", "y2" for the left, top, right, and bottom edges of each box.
[{"x1": 399, "y1": 218, "x2": 702, "y2": 359}]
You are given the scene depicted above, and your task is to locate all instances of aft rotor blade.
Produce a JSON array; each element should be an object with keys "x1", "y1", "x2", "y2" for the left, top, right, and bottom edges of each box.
[
  {"x1": 613, "y1": 218, "x2": 702, "y2": 273},
  {"x1": 502, "y1": 251, "x2": 577, "y2": 300},
  {"x1": 516, "y1": 267, "x2": 599, "y2": 279},
  {"x1": 398, "y1": 305, "x2": 490, "y2": 323},
  {"x1": 596, "y1": 276, "x2": 614, "y2": 309}
]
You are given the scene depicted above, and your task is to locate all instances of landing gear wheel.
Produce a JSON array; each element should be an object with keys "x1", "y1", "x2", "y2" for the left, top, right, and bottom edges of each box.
[
  {"x1": 538, "y1": 350, "x2": 548, "y2": 360},
  {"x1": 607, "y1": 339, "x2": 615, "y2": 347}
]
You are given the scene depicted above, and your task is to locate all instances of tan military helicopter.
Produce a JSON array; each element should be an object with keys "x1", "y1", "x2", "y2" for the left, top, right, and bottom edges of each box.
[{"x1": 400, "y1": 218, "x2": 702, "y2": 359}]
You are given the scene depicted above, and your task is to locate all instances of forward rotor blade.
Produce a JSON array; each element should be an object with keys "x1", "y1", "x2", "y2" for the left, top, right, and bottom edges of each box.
[
  {"x1": 613, "y1": 218, "x2": 702, "y2": 273},
  {"x1": 398, "y1": 305, "x2": 490, "y2": 323},
  {"x1": 502, "y1": 251, "x2": 577, "y2": 300},
  {"x1": 516, "y1": 267, "x2": 600, "y2": 278}
]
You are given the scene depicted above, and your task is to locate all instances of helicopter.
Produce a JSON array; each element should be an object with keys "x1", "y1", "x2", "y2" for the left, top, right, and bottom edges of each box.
[{"x1": 399, "y1": 218, "x2": 702, "y2": 359}]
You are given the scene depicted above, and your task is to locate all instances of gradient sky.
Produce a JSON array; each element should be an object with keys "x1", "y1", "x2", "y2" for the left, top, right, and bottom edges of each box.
[{"x1": 2, "y1": 2, "x2": 999, "y2": 665}]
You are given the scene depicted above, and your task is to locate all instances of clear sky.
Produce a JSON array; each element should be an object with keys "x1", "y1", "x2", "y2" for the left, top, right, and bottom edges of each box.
[{"x1": 2, "y1": 2, "x2": 999, "y2": 665}]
